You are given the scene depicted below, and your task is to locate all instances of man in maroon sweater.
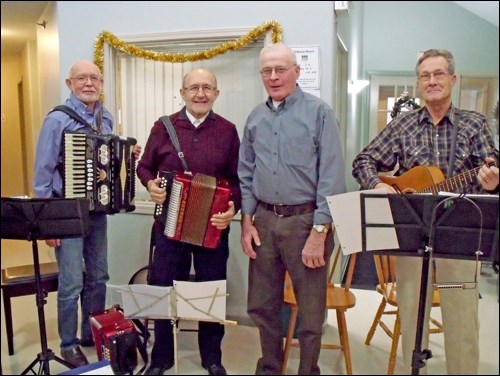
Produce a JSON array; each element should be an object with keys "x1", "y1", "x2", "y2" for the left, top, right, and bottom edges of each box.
[{"x1": 137, "y1": 68, "x2": 241, "y2": 376}]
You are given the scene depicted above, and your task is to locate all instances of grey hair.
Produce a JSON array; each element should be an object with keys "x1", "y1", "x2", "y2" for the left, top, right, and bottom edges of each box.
[
  {"x1": 260, "y1": 43, "x2": 297, "y2": 66},
  {"x1": 415, "y1": 49, "x2": 455, "y2": 76}
]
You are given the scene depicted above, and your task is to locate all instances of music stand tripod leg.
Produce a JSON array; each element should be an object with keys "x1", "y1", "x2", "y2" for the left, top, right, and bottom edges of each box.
[
  {"x1": 20, "y1": 240, "x2": 75, "y2": 375},
  {"x1": 172, "y1": 318, "x2": 179, "y2": 375},
  {"x1": 1, "y1": 197, "x2": 89, "y2": 375},
  {"x1": 411, "y1": 249, "x2": 433, "y2": 376}
]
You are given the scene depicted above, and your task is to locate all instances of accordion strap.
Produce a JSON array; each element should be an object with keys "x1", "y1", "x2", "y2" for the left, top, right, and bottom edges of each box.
[
  {"x1": 50, "y1": 105, "x2": 100, "y2": 134},
  {"x1": 159, "y1": 116, "x2": 191, "y2": 174}
]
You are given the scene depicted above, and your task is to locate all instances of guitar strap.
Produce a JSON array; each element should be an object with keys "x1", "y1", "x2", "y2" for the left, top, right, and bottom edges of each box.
[{"x1": 446, "y1": 111, "x2": 460, "y2": 178}]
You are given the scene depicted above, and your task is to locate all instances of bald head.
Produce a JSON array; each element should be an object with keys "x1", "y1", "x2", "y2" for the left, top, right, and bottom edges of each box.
[
  {"x1": 66, "y1": 60, "x2": 103, "y2": 109},
  {"x1": 182, "y1": 68, "x2": 217, "y2": 88},
  {"x1": 68, "y1": 60, "x2": 101, "y2": 79}
]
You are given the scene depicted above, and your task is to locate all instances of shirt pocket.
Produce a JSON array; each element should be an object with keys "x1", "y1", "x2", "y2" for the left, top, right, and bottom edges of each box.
[
  {"x1": 454, "y1": 139, "x2": 472, "y2": 171},
  {"x1": 403, "y1": 144, "x2": 432, "y2": 168},
  {"x1": 282, "y1": 137, "x2": 317, "y2": 167}
]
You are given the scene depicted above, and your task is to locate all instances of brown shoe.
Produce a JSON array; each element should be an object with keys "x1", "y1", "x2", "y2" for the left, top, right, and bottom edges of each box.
[{"x1": 61, "y1": 346, "x2": 89, "y2": 368}]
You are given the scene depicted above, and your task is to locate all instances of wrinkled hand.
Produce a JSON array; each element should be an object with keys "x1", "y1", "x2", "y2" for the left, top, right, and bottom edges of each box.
[
  {"x1": 147, "y1": 177, "x2": 166, "y2": 205},
  {"x1": 45, "y1": 239, "x2": 61, "y2": 247},
  {"x1": 302, "y1": 231, "x2": 326, "y2": 268},
  {"x1": 211, "y1": 201, "x2": 236, "y2": 230},
  {"x1": 240, "y1": 214, "x2": 261, "y2": 259},
  {"x1": 133, "y1": 145, "x2": 142, "y2": 158},
  {"x1": 478, "y1": 158, "x2": 499, "y2": 191}
]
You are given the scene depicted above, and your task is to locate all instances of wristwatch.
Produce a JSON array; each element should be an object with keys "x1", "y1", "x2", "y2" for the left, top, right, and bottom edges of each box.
[{"x1": 312, "y1": 224, "x2": 328, "y2": 234}]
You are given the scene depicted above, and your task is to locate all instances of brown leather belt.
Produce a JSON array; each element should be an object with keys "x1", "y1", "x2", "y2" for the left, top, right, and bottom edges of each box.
[{"x1": 258, "y1": 201, "x2": 316, "y2": 217}]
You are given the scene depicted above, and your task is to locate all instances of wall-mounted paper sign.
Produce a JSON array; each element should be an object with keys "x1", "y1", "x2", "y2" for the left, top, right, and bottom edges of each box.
[{"x1": 291, "y1": 46, "x2": 320, "y2": 89}]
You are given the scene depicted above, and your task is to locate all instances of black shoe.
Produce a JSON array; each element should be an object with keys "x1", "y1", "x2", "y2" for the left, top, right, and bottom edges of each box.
[
  {"x1": 80, "y1": 338, "x2": 95, "y2": 347},
  {"x1": 202, "y1": 362, "x2": 227, "y2": 375},
  {"x1": 61, "y1": 346, "x2": 89, "y2": 368},
  {"x1": 145, "y1": 359, "x2": 174, "y2": 375}
]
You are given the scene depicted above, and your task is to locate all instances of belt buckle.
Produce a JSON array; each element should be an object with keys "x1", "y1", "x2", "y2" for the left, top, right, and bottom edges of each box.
[{"x1": 273, "y1": 205, "x2": 284, "y2": 217}]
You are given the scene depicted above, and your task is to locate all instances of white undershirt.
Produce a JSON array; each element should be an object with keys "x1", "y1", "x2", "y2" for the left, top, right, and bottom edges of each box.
[{"x1": 186, "y1": 112, "x2": 208, "y2": 128}]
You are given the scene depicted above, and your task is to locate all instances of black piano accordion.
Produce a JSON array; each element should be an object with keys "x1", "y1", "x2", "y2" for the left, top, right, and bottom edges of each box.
[
  {"x1": 62, "y1": 131, "x2": 137, "y2": 214},
  {"x1": 154, "y1": 171, "x2": 231, "y2": 249},
  {"x1": 90, "y1": 305, "x2": 138, "y2": 375}
]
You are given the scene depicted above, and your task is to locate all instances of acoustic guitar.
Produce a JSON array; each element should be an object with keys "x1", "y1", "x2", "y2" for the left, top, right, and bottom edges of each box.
[{"x1": 379, "y1": 160, "x2": 498, "y2": 194}]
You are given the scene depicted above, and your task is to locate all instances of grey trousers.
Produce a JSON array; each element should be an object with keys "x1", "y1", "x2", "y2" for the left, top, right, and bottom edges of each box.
[{"x1": 247, "y1": 206, "x2": 333, "y2": 375}]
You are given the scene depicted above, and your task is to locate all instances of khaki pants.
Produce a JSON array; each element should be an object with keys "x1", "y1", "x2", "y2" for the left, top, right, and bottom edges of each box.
[{"x1": 396, "y1": 257, "x2": 480, "y2": 375}]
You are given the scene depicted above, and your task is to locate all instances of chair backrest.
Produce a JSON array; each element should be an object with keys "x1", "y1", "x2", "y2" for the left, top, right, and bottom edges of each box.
[
  {"x1": 373, "y1": 255, "x2": 397, "y2": 288},
  {"x1": 328, "y1": 228, "x2": 357, "y2": 292},
  {"x1": 372, "y1": 254, "x2": 397, "y2": 303},
  {"x1": 372, "y1": 254, "x2": 440, "y2": 307}
]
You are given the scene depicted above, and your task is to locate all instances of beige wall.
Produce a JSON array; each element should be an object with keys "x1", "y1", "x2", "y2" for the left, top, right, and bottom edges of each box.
[
  {"x1": 1, "y1": 2, "x2": 56, "y2": 199},
  {"x1": 1, "y1": 55, "x2": 25, "y2": 197},
  {"x1": 22, "y1": 41, "x2": 43, "y2": 197}
]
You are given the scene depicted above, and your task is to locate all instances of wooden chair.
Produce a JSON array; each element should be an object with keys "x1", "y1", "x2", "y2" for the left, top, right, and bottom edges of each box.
[
  {"x1": 1, "y1": 262, "x2": 59, "y2": 355},
  {"x1": 364, "y1": 255, "x2": 443, "y2": 375},
  {"x1": 282, "y1": 241, "x2": 357, "y2": 375}
]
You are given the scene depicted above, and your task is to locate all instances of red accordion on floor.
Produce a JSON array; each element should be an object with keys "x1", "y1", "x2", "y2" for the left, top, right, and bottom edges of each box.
[
  {"x1": 90, "y1": 305, "x2": 138, "y2": 375},
  {"x1": 154, "y1": 171, "x2": 231, "y2": 249}
]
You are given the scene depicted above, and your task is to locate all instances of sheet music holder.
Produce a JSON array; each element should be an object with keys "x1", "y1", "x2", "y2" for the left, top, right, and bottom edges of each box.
[
  {"x1": 109, "y1": 280, "x2": 234, "y2": 375},
  {"x1": 360, "y1": 193, "x2": 499, "y2": 375},
  {"x1": 360, "y1": 193, "x2": 499, "y2": 261},
  {"x1": 1, "y1": 197, "x2": 90, "y2": 375}
]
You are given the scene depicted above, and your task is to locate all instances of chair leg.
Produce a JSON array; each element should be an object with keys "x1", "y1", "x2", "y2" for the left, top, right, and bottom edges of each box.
[
  {"x1": 388, "y1": 311, "x2": 401, "y2": 375},
  {"x1": 282, "y1": 305, "x2": 298, "y2": 375},
  {"x1": 365, "y1": 299, "x2": 386, "y2": 345},
  {"x1": 336, "y1": 310, "x2": 353, "y2": 375},
  {"x1": 2, "y1": 292, "x2": 14, "y2": 355}
]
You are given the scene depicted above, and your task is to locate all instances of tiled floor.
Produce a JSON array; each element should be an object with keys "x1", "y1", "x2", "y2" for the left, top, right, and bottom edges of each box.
[{"x1": 1, "y1": 253, "x2": 498, "y2": 375}]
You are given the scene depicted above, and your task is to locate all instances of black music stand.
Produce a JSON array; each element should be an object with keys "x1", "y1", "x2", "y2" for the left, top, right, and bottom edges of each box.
[
  {"x1": 360, "y1": 193, "x2": 499, "y2": 375},
  {"x1": 1, "y1": 197, "x2": 90, "y2": 375}
]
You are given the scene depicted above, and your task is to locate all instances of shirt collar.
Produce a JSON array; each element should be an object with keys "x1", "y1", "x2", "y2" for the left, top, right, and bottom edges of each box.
[
  {"x1": 68, "y1": 93, "x2": 103, "y2": 115},
  {"x1": 265, "y1": 84, "x2": 302, "y2": 111},
  {"x1": 185, "y1": 110, "x2": 208, "y2": 126},
  {"x1": 418, "y1": 104, "x2": 457, "y2": 127}
]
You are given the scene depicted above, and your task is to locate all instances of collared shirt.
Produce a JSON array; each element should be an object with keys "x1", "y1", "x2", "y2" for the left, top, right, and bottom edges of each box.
[
  {"x1": 352, "y1": 105, "x2": 496, "y2": 194},
  {"x1": 33, "y1": 93, "x2": 114, "y2": 198},
  {"x1": 136, "y1": 107, "x2": 242, "y2": 213},
  {"x1": 238, "y1": 86, "x2": 346, "y2": 224},
  {"x1": 185, "y1": 111, "x2": 208, "y2": 127}
]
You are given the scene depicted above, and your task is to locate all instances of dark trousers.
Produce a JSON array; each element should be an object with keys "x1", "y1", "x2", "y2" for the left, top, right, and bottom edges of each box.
[
  {"x1": 148, "y1": 224, "x2": 229, "y2": 366},
  {"x1": 248, "y1": 206, "x2": 333, "y2": 375}
]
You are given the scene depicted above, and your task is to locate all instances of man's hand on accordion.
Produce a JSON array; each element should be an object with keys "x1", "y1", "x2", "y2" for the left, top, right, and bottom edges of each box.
[
  {"x1": 133, "y1": 145, "x2": 142, "y2": 158},
  {"x1": 147, "y1": 178, "x2": 167, "y2": 205},
  {"x1": 210, "y1": 201, "x2": 236, "y2": 230}
]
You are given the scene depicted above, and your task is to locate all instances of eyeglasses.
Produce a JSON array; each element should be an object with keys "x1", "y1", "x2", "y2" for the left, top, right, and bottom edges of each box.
[
  {"x1": 184, "y1": 85, "x2": 217, "y2": 94},
  {"x1": 418, "y1": 71, "x2": 449, "y2": 83},
  {"x1": 259, "y1": 64, "x2": 296, "y2": 77},
  {"x1": 70, "y1": 75, "x2": 103, "y2": 84}
]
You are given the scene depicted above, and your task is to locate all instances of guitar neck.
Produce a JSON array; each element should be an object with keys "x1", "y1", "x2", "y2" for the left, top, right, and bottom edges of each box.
[{"x1": 419, "y1": 161, "x2": 495, "y2": 194}]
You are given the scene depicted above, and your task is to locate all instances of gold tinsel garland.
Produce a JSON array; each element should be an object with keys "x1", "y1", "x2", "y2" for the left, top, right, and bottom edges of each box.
[{"x1": 93, "y1": 20, "x2": 283, "y2": 73}]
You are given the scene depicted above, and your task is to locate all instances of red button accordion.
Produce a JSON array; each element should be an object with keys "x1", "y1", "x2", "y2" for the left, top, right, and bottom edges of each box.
[
  {"x1": 154, "y1": 171, "x2": 231, "y2": 249},
  {"x1": 63, "y1": 131, "x2": 137, "y2": 214},
  {"x1": 90, "y1": 305, "x2": 138, "y2": 375}
]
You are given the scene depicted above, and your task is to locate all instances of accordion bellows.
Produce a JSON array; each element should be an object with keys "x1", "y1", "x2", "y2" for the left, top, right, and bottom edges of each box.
[{"x1": 154, "y1": 171, "x2": 231, "y2": 249}]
